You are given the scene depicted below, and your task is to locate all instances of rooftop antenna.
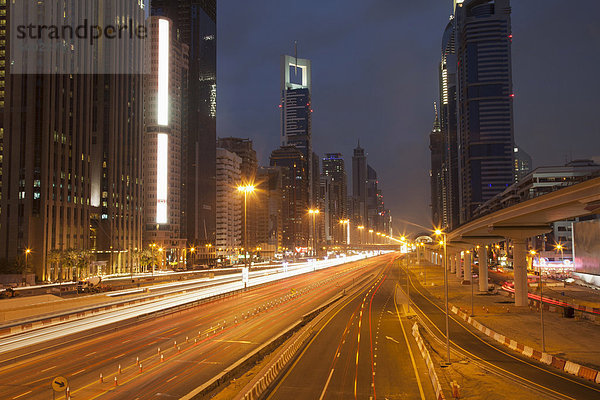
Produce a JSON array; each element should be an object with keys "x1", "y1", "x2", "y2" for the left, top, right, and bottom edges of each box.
[{"x1": 294, "y1": 40, "x2": 298, "y2": 75}]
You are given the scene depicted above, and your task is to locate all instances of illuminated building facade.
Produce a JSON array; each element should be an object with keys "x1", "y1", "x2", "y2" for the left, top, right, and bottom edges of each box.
[
  {"x1": 215, "y1": 148, "x2": 241, "y2": 260},
  {"x1": 429, "y1": 105, "x2": 445, "y2": 228},
  {"x1": 217, "y1": 137, "x2": 258, "y2": 248},
  {"x1": 270, "y1": 146, "x2": 309, "y2": 250},
  {"x1": 321, "y1": 154, "x2": 347, "y2": 244},
  {"x1": 143, "y1": 17, "x2": 188, "y2": 267},
  {"x1": 351, "y1": 142, "x2": 367, "y2": 227},
  {"x1": 0, "y1": 0, "x2": 146, "y2": 280},
  {"x1": 514, "y1": 145, "x2": 532, "y2": 183},
  {"x1": 438, "y1": 15, "x2": 460, "y2": 230},
  {"x1": 256, "y1": 166, "x2": 284, "y2": 254},
  {"x1": 151, "y1": 0, "x2": 217, "y2": 249},
  {"x1": 455, "y1": 0, "x2": 515, "y2": 223},
  {"x1": 281, "y1": 54, "x2": 316, "y2": 207}
]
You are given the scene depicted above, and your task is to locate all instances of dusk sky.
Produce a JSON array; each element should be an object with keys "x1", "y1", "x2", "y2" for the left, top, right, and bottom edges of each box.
[{"x1": 217, "y1": 0, "x2": 600, "y2": 234}]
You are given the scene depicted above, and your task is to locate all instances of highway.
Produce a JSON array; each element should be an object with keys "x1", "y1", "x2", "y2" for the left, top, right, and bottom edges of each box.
[
  {"x1": 267, "y1": 257, "x2": 435, "y2": 400},
  {"x1": 0, "y1": 254, "x2": 371, "y2": 350},
  {"x1": 400, "y1": 257, "x2": 600, "y2": 400},
  {"x1": 0, "y1": 254, "x2": 392, "y2": 400}
]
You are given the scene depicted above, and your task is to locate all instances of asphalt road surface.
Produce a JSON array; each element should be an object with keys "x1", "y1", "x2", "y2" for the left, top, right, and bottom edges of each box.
[
  {"x1": 0, "y1": 254, "x2": 393, "y2": 400},
  {"x1": 401, "y1": 257, "x2": 600, "y2": 400},
  {"x1": 267, "y1": 257, "x2": 435, "y2": 400}
]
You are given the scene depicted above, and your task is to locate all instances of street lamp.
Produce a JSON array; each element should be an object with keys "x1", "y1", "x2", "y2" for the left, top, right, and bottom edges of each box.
[
  {"x1": 310, "y1": 209, "x2": 319, "y2": 255},
  {"x1": 368, "y1": 229, "x2": 374, "y2": 244},
  {"x1": 25, "y1": 248, "x2": 31, "y2": 273},
  {"x1": 357, "y1": 225, "x2": 364, "y2": 245},
  {"x1": 339, "y1": 219, "x2": 350, "y2": 246},
  {"x1": 237, "y1": 185, "x2": 255, "y2": 270},
  {"x1": 555, "y1": 243, "x2": 564, "y2": 262},
  {"x1": 308, "y1": 209, "x2": 320, "y2": 257},
  {"x1": 434, "y1": 228, "x2": 451, "y2": 365}
]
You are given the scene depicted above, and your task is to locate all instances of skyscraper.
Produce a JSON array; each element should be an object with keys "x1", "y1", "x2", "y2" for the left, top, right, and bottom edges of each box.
[
  {"x1": 321, "y1": 153, "x2": 347, "y2": 244},
  {"x1": 352, "y1": 142, "x2": 368, "y2": 227},
  {"x1": 270, "y1": 146, "x2": 309, "y2": 250},
  {"x1": 281, "y1": 54, "x2": 315, "y2": 206},
  {"x1": 429, "y1": 105, "x2": 445, "y2": 228},
  {"x1": 455, "y1": 0, "x2": 515, "y2": 223},
  {"x1": 151, "y1": 0, "x2": 217, "y2": 248},
  {"x1": 0, "y1": 0, "x2": 146, "y2": 280},
  {"x1": 439, "y1": 16, "x2": 460, "y2": 230},
  {"x1": 143, "y1": 17, "x2": 189, "y2": 267}
]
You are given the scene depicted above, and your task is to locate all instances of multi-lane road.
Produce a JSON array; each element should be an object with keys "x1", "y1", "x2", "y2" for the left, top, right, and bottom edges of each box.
[
  {"x1": 267, "y1": 255, "x2": 434, "y2": 400},
  {"x1": 0, "y1": 254, "x2": 393, "y2": 400},
  {"x1": 401, "y1": 257, "x2": 600, "y2": 400}
]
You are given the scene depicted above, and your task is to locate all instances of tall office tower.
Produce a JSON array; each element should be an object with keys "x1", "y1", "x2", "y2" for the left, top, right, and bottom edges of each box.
[
  {"x1": 215, "y1": 148, "x2": 242, "y2": 261},
  {"x1": 217, "y1": 137, "x2": 258, "y2": 248},
  {"x1": 280, "y1": 54, "x2": 314, "y2": 207},
  {"x1": 352, "y1": 142, "x2": 368, "y2": 227},
  {"x1": 0, "y1": 0, "x2": 146, "y2": 280},
  {"x1": 256, "y1": 166, "x2": 284, "y2": 254},
  {"x1": 90, "y1": 2, "x2": 145, "y2": 275},
  {"x1": 270, "y1": 146, "x2": 309, "y2": 250},
  {"x1": 151, "y1": 0, "x2": 217, "y2": 248},
  {"x1": 439, "y1": 16, "x2": 460, "y2": 229},
  {"x1": 321, "y1": 153, "x2": 347, "y2": 244},
  {"x1": 455, "y1": 0, "x2": 515, "y2": 223},
  {"x1": 143, "y1": 17, "x2": 189, "y2": 267},
  {"x1": 366, "y1": 165, "x2": 379, "y2": 231},
  {"x1": 429, "y1": 105, "x2": 445, "y2": 228},
  {"x1": 514, "y1": 145, "x2": 532, "y2": 183}
]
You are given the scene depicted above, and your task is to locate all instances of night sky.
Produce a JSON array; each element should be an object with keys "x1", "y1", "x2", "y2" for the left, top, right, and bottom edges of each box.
[{"x1": 217, "y1": 0, "x2": 600, "y2": 234}]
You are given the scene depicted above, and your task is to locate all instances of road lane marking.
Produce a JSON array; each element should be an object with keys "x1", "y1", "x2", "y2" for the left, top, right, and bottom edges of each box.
[
  {"x1": 85, "y1": 351, "x2": 97, "y2": 357},
  {"x1": 385, "y1": 336, "x2": 399, "y2": 344},
  {"x1": 114, "y1": 353, "x2": 126, "y2": 359},
  {"x1": 12, "y1": 390, "x2": 32, "y2": 399},
  {"x1": 394, "y1": 284, "x2": 426, "y2": 400},
  {"x1": 318, "y1": 369, "x2": 335, "y2": 400},
  {"x1": 166, "y1": 375, "x2": 178, "y2": 383},
  {"x1": 41, "y1": 365, "x2": 56, "y2": 372},
  {"x1": 407, "y1": 277, "x2": 590, "y2": 398},
  {"x1": 267, "y1": 268, "x2": 389, "y2": 400},
  {"x1": 72, "y1": 368, "x2": 86, "y2": 375}
]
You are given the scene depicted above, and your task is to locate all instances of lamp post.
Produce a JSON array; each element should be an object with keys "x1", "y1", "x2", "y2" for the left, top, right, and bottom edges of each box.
[
  {"x1": 237, "y1": 185, "x2": 255, "y2": 270},
  {"x1": 531, "y1": 249, "x2": 546, "y2": 352},
  {"x1": 434, "y1": 229, "x2": 451, "y2": 365},
  {"x1": 368, "y1": 229, "x2": 374, "y2": 245},
  {"x1": 309, "y1": 209, "x2": 320, "y2": 257},
  {"x1": 339, "y1": 219, "x2": 350, "y2": 246},
  {"x1": 555, "y1": 243, "x2": 564, "y2": 262},
  {"x1": 357, "y1": 225, "x2": 364, "y2": 245},
  {"x1": 25, "y1": 248, "x2": 31, "y2": 274}
]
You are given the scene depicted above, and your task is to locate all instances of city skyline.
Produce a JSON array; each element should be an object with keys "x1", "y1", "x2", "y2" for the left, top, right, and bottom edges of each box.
[{"x1": 218, "y1": 0, "x2": 600, "y2": 232}]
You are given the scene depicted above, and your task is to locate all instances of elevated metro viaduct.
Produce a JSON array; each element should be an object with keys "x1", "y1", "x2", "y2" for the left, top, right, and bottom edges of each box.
[{"x1": 421, "y1": 176, "x2": 600, "y2": 306}]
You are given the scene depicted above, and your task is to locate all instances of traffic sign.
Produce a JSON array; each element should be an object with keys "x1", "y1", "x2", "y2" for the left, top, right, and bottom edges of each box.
[{"x1": 52, "y1": 376, "x2": 68, "y2": 392}]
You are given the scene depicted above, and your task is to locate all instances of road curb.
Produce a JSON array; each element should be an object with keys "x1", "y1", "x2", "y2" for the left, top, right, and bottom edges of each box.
[
  {"x1": 411, "y1": 322, "x2": 445, "y2": 400},
  {"x1": 449, "y1": 305, "x2": 600, "y2": 383}
]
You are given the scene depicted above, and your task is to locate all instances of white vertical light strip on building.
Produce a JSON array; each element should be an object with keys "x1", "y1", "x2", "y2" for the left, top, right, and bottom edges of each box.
[
  {"x1": 157, "y1": 18, "x2": 169, "y2": 126},
  {"x1": 156, "y1": 133, "x2": 168, "y2": 224}
]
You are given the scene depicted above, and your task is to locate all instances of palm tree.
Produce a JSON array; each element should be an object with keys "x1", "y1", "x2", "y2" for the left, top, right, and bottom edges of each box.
[{"x1": 47, "y1": 250, "x2": 62, "y2": 282}]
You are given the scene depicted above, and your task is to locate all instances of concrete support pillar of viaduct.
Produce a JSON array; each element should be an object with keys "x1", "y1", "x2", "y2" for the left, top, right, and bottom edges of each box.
[
  {"x1": 455, "y1": 254, "x2": 462, "y2": 280},
  {"x1": 479, "y1": 247, "x2": 489, "y2": 292},
  {"x1": 486, "y1": 226, "x2": 552, "y2": 307},
  {"x1": 450, "y1": 255, "x2": 456, "y2": 273},
  {"x1": 463, "y1": 250, "x2": 472, "y2": 284},
  {"x1": 512, "y1": 239, "x2": 529, "y2": 307}
]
